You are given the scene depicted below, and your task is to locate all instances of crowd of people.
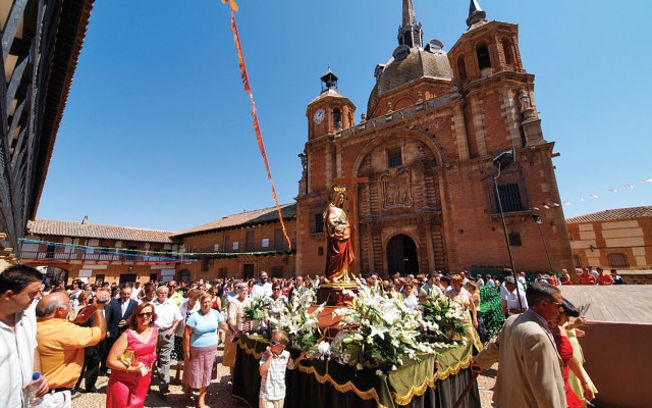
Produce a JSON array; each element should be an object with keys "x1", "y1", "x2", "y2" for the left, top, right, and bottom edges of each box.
[{"x1": 2, "y1": 262, "x2": 610, "y2": 408}]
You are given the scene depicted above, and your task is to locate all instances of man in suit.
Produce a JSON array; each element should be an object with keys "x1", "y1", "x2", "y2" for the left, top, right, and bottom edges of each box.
[
  {"x1": 474, "y1": 282, "x2": 566, "y2": 408},
  {"x1": 101, "y1": 284, "x2": 138, "y2": 375}
]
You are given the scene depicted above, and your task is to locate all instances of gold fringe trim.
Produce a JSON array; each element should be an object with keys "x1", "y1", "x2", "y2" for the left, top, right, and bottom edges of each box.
[
  {"x1": 391, "y1": 352, "x2": 474, "y2": 405},
  {"x1": 238, "y1": 337, "x2": 264, "y2": 359},
  {"x1": 296, "y1": 363, "x2": 388, "y2": 408},
  {"x1": 238, "y1": 338, "x2": 473, "y2": 407}
]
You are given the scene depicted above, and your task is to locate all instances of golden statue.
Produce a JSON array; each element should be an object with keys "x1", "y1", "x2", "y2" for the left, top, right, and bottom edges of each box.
[{"x1": 323, "y1": 186, "x2": 355, "y2": 282}]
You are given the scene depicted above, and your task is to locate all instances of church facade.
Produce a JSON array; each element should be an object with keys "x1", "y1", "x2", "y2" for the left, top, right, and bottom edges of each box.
[{"x1": 296, "y1": 0, "x2": 574, "y2": 277}]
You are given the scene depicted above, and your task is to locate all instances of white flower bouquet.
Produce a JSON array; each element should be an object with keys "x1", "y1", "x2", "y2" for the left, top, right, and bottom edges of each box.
[
  {"x1": 328, "y1": 284, "x2": 451, "y2": 370},
  {"x1": 268, "y1": 287, "x2": 325, "y2": 351}
]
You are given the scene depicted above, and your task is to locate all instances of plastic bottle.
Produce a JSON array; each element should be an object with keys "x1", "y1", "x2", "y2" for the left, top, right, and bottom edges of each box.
[{"x1": 25, "y1": 372, "x2": 43, "y2": 407}]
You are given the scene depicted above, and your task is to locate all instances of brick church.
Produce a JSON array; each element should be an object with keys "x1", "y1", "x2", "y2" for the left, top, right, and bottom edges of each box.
[
  {"x1": 21, "y1": 0, "x2": 576, "y2": 284},
  {"x1": 295, "y1": 0, "x2": 574, "y2": 277}
]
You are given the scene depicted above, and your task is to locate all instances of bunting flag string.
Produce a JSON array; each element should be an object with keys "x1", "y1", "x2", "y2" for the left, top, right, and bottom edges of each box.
[
  {"x1": 221, "y1": 0, "x2": 292, "y2": 250},
  {"x1": 553, "y1": 178, "x2": 652, "y2": 209},
  {"x1": 18, "y1": 238, "x2": 294, "y2": 260}
]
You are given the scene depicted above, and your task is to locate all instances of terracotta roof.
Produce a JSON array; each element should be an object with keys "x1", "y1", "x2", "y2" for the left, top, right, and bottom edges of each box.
[
  {"x1": 26, "y1": 219, "x2": 174, "y2": 243},
  {"x1": 566, "y1": 206, "x2": 652, "y2": 224},
  {"x1": 173, "y1": 203, "x2": 296, "y2": 237}
]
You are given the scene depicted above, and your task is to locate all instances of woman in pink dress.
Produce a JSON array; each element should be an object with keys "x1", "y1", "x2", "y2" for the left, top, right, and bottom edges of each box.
[{"x1": 106, "y1": 302, "x2": 158, "y2": 408}]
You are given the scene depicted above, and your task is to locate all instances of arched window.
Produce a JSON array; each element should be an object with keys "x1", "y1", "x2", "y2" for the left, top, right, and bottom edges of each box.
[
  {"x1": 608, "y1": 253, "x2": 629, "y2": 268},
  {"x1": 502, "y1": 38, "x2": 515, "y2": 67},
  {"x1": 477, "y1": 44, "x2": 491, "y2": 71},
  {"x1": 333, "y1": 108, "x2": 341, "y2": 129},
  {"x1": 457, "y1": 56, "x2": 467, "y2": 82}
]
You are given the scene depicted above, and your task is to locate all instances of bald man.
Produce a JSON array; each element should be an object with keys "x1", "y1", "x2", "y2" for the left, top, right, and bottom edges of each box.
[{"x1": 36, "y1": 291, "x2": 106, "y2": 407}]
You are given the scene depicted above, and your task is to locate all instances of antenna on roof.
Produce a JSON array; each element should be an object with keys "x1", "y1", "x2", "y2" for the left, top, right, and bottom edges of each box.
[{"x1": 81, "y1": 216, "x2": 88, "y2": 224}]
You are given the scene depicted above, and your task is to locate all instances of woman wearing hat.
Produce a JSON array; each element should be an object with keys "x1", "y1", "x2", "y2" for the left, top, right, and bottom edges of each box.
[{"x1": 549, "y1": 298, "x2": 596, "y2": 407}]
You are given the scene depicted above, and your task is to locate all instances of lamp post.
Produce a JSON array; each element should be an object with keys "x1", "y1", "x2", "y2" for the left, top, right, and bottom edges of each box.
[
  {"x1": 492, "y1": 149, "x2": 523, "y2": 310},
  {"x1": 532, "y1": 214, "x2": 553, "y2": 274}
]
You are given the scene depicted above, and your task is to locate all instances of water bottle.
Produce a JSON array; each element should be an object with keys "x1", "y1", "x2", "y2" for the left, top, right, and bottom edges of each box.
[{"x1": 26, "y1": 372, "x2": 43, "y2": 407}]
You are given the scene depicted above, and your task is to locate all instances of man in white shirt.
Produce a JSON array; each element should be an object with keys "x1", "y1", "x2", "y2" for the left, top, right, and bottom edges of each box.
[
  {"x1": 130, "y1": 281, "x2": 142, "y2": 301},
  {"x1": 502, "y1": 276, "x2": 528, "y2": 316},
  {"x1": 0, "y1": 265, "x2": 48, "y2": 407},
  {"x1": 152, "y1": 285, "x2": 182, "y2": 396},
  {"x1": 250, "y1": 271, "x2": 272, "y2": 300}
]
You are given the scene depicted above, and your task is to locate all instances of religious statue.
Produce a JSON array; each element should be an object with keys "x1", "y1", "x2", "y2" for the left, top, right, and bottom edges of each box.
[{"x1": 323, "y1": 186, "x2": 355, "y2": 283}]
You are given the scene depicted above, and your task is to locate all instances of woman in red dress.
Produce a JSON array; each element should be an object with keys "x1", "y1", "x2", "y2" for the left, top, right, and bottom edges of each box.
[
  {"x1": 106, "y1": 302, "x2": 158, "y2": 408},
  {"x1": 550, "y1": 299, "x2": 595, "y2": 408}
]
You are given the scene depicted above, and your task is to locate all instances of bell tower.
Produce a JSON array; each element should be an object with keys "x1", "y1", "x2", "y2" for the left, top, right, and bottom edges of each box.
[
  {"x1": 448, "y1": 0, "x2": 544, "y2": 154},
  {"x1": 306, "y1": 68, "x2": 356, "y2": 140}
]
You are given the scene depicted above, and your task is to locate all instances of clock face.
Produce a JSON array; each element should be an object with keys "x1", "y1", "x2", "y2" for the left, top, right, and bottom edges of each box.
[{"x1": 313, "y1": 108, "x2": 325, "y2": 124}]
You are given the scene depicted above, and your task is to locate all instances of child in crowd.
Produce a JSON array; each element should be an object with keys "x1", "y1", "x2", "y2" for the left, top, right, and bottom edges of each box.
[{"x1": 258, "y1": 329, "x2": 305, "y2": 408}]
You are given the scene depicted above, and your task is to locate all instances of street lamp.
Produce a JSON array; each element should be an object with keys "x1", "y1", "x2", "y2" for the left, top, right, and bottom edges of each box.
[
  {"x1": 492, "y1": 149, "x2": 523, "y2": 310},
  {"x1": 532, "y1": 214, "x2": 553, "y2": 274}
]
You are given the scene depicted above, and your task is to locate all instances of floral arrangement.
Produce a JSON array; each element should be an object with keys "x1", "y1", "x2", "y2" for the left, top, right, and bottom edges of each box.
[
  {"x1": 268, "y1": 287, "x2": 325, "y2": 350},
  {"x1": 327, "y1": 284, "x2": 454, "y2": 370},
  {"x1": 419, "y1": 296, "x2": 469, "y2": 344},
  {"x1": 242, "y1": 295, "x2": 271, "y2": 322}
]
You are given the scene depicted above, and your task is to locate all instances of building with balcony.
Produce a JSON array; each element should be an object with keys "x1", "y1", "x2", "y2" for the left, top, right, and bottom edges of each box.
[
  {"x1": 20, "y1": 218, "x2": 182, "y2": 285},
  {"x1": 172, "y1": 204, "x2": 296, "y2": 282}
]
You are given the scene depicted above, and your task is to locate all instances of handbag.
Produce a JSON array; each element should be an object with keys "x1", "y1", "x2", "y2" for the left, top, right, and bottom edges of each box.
[{"x1": 211, "y1": 354, "x2": 219, "y2": 380}]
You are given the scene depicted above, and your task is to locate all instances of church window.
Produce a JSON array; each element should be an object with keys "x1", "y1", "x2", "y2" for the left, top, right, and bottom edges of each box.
[
  {"x1": 608, "y1": 253, "x2": 629, "y2": 268},
  {"x1": 496, "y1": 183, "x2": 523, "y2": 212},
  {"x1": 387, "y1": 147, "x2": 402, "y2": 168},
  {"x1": 502, "y1": 38, "x2": 515, "y2": 67},
  {"x1": 508, "y1": 233, "x2": 522, "y2": 246},
  {"x1": 477, "y1": 45, "x2": 491, "y2": 70},
  {"x1": 333, "y1": 108, "x2": 341, "y2": 129},
  {"x1": 314, "y1": 213, "x2": 324, "y2": 234},
  {"x1": 457, "y1": 56, "x2": 467, "y2": 82}
]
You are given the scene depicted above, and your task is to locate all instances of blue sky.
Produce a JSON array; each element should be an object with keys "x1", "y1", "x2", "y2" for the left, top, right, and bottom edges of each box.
[{"x1": 37, "y1": 0, "x2": 651, "y2": 232}]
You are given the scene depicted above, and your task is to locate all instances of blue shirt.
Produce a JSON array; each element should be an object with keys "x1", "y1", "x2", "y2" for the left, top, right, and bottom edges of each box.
[{"x1": 186, "y1": 310, "x2": 222, "y2": 348}]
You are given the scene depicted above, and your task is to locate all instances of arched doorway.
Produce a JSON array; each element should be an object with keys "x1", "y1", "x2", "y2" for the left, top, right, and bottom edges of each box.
[{"x1": 386, "y1": 234, "x2": 418, "y2": 276}]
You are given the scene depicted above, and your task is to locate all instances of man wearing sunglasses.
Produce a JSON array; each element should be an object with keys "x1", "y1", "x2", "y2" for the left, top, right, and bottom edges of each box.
[{"x1": 474, "y1": 282, "x2": 566, "y2": 408}]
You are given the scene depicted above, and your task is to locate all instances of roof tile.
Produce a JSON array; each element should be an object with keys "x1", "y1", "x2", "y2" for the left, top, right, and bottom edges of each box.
[
  {"x1": 26, "y1": 219, "x2": 174, "y2": 243},
  {"x1": 173, "y1": 203, "x2": 296, "y2": 237},
  {"x1": 566, "y1": 205, "x2": 652, "y2": 224}
]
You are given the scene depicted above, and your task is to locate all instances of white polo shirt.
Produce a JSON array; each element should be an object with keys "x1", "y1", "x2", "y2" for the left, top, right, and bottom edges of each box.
[{"x1": 0, "y1": 303, "x2": 37, "y2": 408}]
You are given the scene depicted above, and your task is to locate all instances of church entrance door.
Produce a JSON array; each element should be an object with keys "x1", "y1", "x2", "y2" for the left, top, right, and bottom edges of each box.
[{"x1": 386, "y1": 234, "x2": 418, "y2": 276}]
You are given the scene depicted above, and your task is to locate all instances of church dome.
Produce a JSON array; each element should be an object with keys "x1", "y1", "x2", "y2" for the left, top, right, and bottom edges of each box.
[{"x1": 367, "y1": 47, "x2": 454, "y2": 115}]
